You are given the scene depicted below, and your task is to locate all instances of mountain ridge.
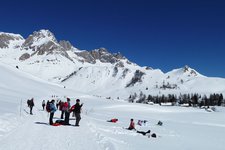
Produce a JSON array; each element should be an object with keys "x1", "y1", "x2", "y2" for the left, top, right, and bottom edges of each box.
[{"x1": 0, "y1": 29, "x2": 225, "y2": 99}]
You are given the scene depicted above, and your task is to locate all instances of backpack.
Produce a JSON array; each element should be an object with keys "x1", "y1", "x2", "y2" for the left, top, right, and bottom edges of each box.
[
  {"x1": 62, "y1": 102, "x2": 68, "y2": 111},
  {"x1": 157, "y1": 121, "x2": 163, "y2": 126},
  {"x1": 151, "y1": 133, "x2": 157, "y2": 138},
  {"x1": 46, "y1": 103, "x2": 51, "y2": 112},
  {"x1": 70, "y1": 105, "x2": 75, "y2": 113}
]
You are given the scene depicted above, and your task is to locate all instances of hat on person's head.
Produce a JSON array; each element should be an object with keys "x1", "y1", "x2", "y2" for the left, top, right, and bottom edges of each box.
[{"x1": 76, "y1": 99, "x2": 80, "y2": 102}]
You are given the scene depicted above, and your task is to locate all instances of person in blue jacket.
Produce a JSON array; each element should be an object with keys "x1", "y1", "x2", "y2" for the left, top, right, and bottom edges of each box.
[{"x1": 49, "y1": 100, "x2": 57, "y2": 125}]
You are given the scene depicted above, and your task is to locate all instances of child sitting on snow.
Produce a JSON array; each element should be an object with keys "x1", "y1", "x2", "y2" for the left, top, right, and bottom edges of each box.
[{"x1": 127, "y1": 119, "x2": 157, "y2": 138}]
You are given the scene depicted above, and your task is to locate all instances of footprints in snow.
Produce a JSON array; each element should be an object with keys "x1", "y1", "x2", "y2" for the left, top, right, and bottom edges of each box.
[{"x1": 87, "y1": 122, "x2": 127, "y2": 150}]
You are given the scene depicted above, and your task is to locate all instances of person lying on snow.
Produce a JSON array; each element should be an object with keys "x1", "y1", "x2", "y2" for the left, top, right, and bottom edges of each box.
[
  {"x1": 127, "y1": 119, "x2": 157, "y2": 138},
  {"x1": 107, "y1": 118, "x2": 118, "y2": 123}
]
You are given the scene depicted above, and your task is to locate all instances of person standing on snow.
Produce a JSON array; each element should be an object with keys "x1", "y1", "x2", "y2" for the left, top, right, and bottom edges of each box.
[
  {"x1": 42, "y1": 100, "x2": 45, "y2": 111},
  {"x1": 60, "y1": 101, "x2": 66, "y2": 119},
  {"x1": 64, "y1": 98, "x2": 71, "y2": 125},
  {"x1": 56, "y1": 99, "x2": 60, "y2": 110},
  {"x1": 73, "y1": 99, "x2": 83, "y2": 126},
  {"x1": 29, "y1": 98, "x2": 34, "y2": 115},
  {"x1": 27, "y1": 99, "x2": 30, "y2": 107},
  {"x1": 49, "y1": 100, "x2": 57, "y2": 125}
]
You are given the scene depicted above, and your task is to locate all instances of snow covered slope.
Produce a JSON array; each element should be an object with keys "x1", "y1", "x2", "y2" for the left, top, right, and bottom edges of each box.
[
  {"x1": 0, "y1": 62, "x2": 75, "y2": 139},
  {"x1": 0, "y1": 62, "x2": 225, "y2": 150},
  {"x1": 0, "y1": 29, "x2": 225, "y2": 99}
]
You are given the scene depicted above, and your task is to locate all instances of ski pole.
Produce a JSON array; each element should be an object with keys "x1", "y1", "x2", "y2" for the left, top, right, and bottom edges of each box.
[{"x1": 20, "y1": 99, "x2": 22, "y2": 117}]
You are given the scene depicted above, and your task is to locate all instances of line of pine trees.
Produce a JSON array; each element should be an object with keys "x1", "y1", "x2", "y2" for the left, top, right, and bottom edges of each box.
[{"x1": 128, "y1": 92, "x2": 224, "y2": 107}]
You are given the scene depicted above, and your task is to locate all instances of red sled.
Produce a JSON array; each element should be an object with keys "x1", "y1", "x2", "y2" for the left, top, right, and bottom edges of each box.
[{"x1": 52, "y1": 123, "x2": 62, "y2": 126}]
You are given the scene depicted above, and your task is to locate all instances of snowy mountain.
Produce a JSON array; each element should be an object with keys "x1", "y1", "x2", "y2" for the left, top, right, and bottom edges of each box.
[
  {"x1": 1, "y1": 30, "x2": 225, "y2": 150},
  {"x1": 0, "y1": 29, "x2": 225, "y2": 99},
  {"x1": 1, "y1": 60, "x2": 225, "y2": 150}
]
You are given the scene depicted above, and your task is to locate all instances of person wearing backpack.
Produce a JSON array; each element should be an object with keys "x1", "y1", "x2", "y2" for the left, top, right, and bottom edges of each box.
[
  {"x1": 74, "y1": 99, "x2": 83, "y2": 126},
  {"x1": 46, "y1": 100, "x2": 50, "y2": 112},
  {"x1": 27, "y1": 99, "x2": 30, "y2": 107},
  {"x1": 49, "y1": 100, "x2": 57, "y2": 125},
  {"x1": 64, "y1": 98, "x2": 71, "y2": 125}
]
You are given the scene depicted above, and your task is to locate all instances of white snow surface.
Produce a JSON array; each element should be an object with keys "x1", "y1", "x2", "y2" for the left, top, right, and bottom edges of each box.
[{"x1": 0, "y1": 62, "x2": 225, "y2": 150}]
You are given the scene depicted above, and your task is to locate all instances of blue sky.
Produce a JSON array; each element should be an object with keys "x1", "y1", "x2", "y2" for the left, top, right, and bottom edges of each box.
[{"x1": 0, "y1": 0, "x2": 224, "y2": 77}]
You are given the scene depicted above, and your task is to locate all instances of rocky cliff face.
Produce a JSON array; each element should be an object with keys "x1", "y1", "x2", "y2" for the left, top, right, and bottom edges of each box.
[
  {"x1": 75, "y1": 47, "x2": 125, "y2": 64},
  {"x1": 59, "y1": 40, "x2": 73, "y2": 51},
  {"x1": 0, "y1": 32, "x2": 24, "y2": 49},
  {"x1": 0, "y1": 30, "x2": 130, "y2": 66},
  {"x1": 22, "y1": 30, "x2": 64, "y2": 54}
]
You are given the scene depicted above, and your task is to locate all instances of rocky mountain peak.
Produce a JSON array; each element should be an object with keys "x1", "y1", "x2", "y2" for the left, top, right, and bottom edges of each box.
[
  {"x1": 183, "y1": 65, "x2": 190, "y2": 72},
  {"x1": 59, "y1": 40, "x2": 73, "y2": 51},
  {"x1": 21, "y1": 29, "x2": 62, "y2": 55},
  {"x1": 182, "y1": 65, "x2": 199, "y2": 76},
  {"x1": 33, "y1": 29, "x2": 57, "y2": 42},
  {"x1": 0, "y1": 32, "x2": 24, "y2": 48},
  {"x1": 22, "y1": 29, "x2": 57, "y2": 48},
  {"x1": 75, "y1": 47, "x2": 127, "y2": 65},
  {"x1": 113, "y1": 52, "x2": 125, "y2": 59},
  {"x1": 0, "y1": 30, "x2": 131, "y2": 65},
  {"x1": 98, "y1": 47, "x2": 108, "y2": 53}
]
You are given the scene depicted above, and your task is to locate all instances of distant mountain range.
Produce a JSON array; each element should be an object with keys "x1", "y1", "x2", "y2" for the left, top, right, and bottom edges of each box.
[{"x1": 0, "y1": 29, "x2": 225, "y2": 99}]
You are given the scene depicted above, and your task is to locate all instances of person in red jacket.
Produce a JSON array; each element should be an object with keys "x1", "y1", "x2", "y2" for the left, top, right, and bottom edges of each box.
[
  {"x1": 126, "y1": 119, "x2": 154, "y2": 137},
  {"x1": 107, "y1": 118, "x2": 118, "y2": 123},
  {"x1": 64, "y1": 98, "x2": 71, "y2": 125},
  {"x1": 127, "y1": 118, "x2": 135, "y2": 130}
]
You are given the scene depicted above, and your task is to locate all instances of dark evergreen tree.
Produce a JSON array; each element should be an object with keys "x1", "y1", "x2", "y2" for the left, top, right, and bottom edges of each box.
[
  {"x1": 209, "y1": 94, "x2": 214, "y2": 106},
  {"x1": 192, "y1": 94, "x2": 199, "y2": 107},
  {"x1": 128, "y1": 93, "x2": 137, "y2": 103},
  {"x1": 218, "y1": 93, "x2": 223, "y2": 106},
  {"x1": 147, "y1": 95, "x2": 153, "y2": 102}
]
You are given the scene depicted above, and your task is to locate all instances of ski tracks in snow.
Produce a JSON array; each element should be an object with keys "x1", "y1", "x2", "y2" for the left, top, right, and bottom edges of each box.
[
  {"x1": 0, "y1": 106, "x2": 102, "y2": 150},
  {"x1": 0, "y1": 104, "x2": 153, "y2": 150},
  {"x1": 87, "y1": 120, "x2": 129, "y2": 150}
]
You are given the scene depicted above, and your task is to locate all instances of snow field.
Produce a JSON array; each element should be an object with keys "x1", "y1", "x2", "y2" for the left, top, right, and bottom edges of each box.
[{"x1": 0, "y1": 61, "x2": 225, "y2": 150}]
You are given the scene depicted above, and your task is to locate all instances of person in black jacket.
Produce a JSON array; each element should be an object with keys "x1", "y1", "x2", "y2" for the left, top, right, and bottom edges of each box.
[
  {"x1": 29, "y1": 98, "x2": 34, "y2": 115},
  {"x1": 74, "y1": 99, "x2": 83, "y2": 126},
  {"x1": 42, "y1": 100, "x2": 45, "y2": 111}
]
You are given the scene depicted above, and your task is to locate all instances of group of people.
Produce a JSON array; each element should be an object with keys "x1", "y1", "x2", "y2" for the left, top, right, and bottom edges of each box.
[
  {"x1": 108, "y1": 118, "x2": 157, "y2": 138},
  {"x1": 28, "y1": 97, "x2": 156, "y2": 137},
  {"x1": 43, "y1": 98, "x2": 83, "y2": 126},
  {"x1": 127, "y1": 119, "x2": 156, "y2": 138}
]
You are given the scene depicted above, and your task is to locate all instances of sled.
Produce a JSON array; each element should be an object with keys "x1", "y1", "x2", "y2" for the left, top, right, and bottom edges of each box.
[{"x1": 52, "y1": 123, "x2": 62, "y2": 126}]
